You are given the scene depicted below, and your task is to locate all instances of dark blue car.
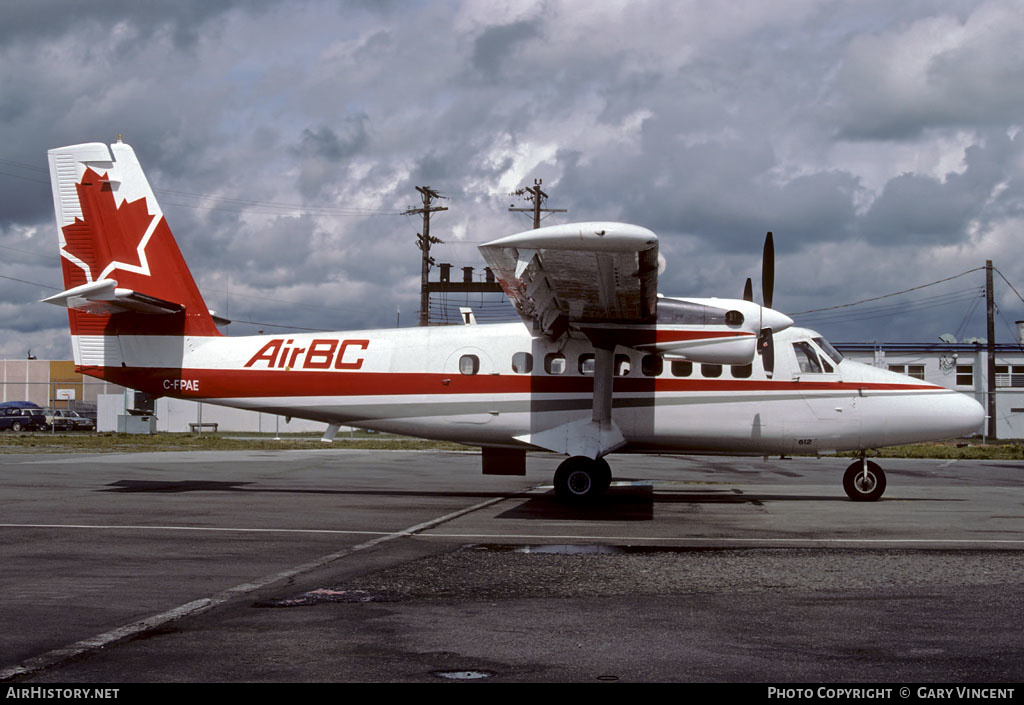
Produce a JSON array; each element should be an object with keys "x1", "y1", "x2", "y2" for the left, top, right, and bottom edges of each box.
[{"x1": 0, "y1": 406, "x2": 47, "y2": 432}]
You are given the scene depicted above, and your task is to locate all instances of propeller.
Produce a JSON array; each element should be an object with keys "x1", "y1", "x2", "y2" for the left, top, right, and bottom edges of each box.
[
  {"x1": 762, "y1": 231, "x2": 774, "y2": 309},
  {"x1": 755, "y1": 232, "x2": 776, "y2": 378},
  {"x1": 742, "y1": 277, "x2": 753, "y2": 302},
  {"x1": 758, "y1": 328, "x2": 775, "y2": 376}
]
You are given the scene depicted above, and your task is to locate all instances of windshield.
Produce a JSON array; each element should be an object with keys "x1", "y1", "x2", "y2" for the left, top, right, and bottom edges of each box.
[{"x1": 813, "y1": 336, "x2": 844, "y2": 365}]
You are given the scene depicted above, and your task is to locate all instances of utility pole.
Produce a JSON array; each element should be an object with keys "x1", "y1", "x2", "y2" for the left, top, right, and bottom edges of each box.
[
  {"x1": 509, "y1": 178, "x2": 566, "y2": 229},
  {"x1": 405, "y1": 186, "x2": 448, "y2": 326},
  {"x1": 986, "y1": 259, "x2": 997, "y2": 439}
]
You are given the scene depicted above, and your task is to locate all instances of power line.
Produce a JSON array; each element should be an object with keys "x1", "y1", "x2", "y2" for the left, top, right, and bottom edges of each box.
[
  {"x1": 0, "y1": 273, "x2": 59, "y2": 290},
  {"x1": 0, "y1": 244, "x2": 52, "y2": 260},
  {"x1": 797, "y1": 292, "x2": 984, "y2": 327},
  {"x1": 0, "y1": 158, "x2": 46, "y2": 172},
  {"x1": 788, "y1": 268, "x2": 985, "y2": 315},
  {"x1": 954, "y1": 291, "x2": 984, "y2": 341},
  {"x1": 994, "y1": 267, "x2": 1024, "y2": 308},
  {"x1": 157, "y1": 188, "x2": 404, "y2": 216},
  {"x1": 795, "y1": 287, "x2": 984, "y2": 325},
  {"x1": 220, "y1": 319, "x2": 331, "y2": 333},
  {"x1": 0, "y1": 170, "x2": 50, "y2": 186}
]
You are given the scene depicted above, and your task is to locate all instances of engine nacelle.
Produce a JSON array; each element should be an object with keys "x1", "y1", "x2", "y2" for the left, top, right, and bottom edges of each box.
[
  {"x1": 579, "y1": 296, "x2": 792, "y2": 366},
  {"x1": 650, "y1": 333, "x2": 758, "y2": 365}
]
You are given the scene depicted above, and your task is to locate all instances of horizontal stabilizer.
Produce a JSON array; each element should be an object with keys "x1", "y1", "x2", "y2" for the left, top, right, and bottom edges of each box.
[{"x1": 41, "y1": 278, "x2": 184, "y2": 316}]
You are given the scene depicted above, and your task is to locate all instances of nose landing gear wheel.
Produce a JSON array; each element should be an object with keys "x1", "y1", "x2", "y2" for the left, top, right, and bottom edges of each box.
[
  {"x1": 554, "y1": 456, "x2": 612, "y2": 502},
  {"x1": 843, "y1": 460, "x2": 886, "y2": 502}
]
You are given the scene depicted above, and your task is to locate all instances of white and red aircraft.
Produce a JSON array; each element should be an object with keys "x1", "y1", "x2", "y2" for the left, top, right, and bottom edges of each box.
[{"x1": 43, "y1": 140, "x2": 985, "y2": 502}]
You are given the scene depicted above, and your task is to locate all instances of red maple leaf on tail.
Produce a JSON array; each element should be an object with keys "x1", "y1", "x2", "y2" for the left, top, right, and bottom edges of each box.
[{"x1": 60, "y1": 167, "x2": 155, "y2": 286}]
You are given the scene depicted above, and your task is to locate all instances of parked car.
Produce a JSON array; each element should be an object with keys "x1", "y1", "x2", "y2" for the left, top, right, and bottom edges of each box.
[
  {"x1": 0, "y1": 407, "x2": 47, "y2": 432},
  {"x1": 42, "y1": 408, "x2": 71, "y2": 431},
  {"x1": 43, "y1": 409, "x2": 96, "y2": 432}
]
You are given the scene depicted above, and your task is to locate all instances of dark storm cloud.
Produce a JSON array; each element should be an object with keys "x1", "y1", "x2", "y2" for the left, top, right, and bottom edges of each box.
[
  {"x1": 291, "y1": 117, "x2": 371, "y2": 198},
  {"x1": 861, "y1": 172, "x2": 978, "y2": 244},
  {"x1": 861, "y1": 129, "x2": 1024, "y2": 244},
  {"x1": 832, "y1": 2, "x2": 1024, "y2": 140},
  {"x1": 0, "y1": 1, "x2": 253, "y2": 47},
  {"x1": 294, "y1": 119, "x2": 370, "y2": 163},
  {"x1": 3, "y1": 0, "x2": 1024, "y2": 356},
  {"x1": 471, "y1": 17, "x2": 542, "y2": 79},
  {"x1": 556, "y1": 125, "x2": 861, "y2": 253}
]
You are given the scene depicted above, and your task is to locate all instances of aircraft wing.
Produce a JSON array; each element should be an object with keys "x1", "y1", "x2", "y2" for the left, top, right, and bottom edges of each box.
[{"x1": 478, "y1": 222, "x2": 659, "y2": 338}]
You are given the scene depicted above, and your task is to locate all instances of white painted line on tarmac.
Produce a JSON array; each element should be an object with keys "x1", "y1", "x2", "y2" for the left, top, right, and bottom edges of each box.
[
  {"x1": 417, "y1": 532, "x2": 1024, "y2": 546},
  {"x1": 0, "y1": 523, "x2": 393, "y2": 536},
  {"x1": 0, "y1": 493, "x2": 510, "y2": 682},
  {"x1": 5, "y1": 526, "x2": 1023, "y2": 546}
]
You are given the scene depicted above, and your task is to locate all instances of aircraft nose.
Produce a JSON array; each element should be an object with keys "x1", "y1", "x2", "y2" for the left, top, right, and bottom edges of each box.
[{"x1": 951, "y1": 392, "x2": 986, "y2": 436}]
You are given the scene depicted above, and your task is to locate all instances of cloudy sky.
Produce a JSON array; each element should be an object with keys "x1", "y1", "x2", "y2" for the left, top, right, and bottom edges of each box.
[{"x1": 2, "y1": 0, "x2": 1024, "y2": 359}]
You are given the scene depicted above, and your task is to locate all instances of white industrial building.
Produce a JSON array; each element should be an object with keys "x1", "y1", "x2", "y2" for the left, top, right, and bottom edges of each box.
[{"x1": 96, "y1": 393, "x2": 328, "y2": 435}]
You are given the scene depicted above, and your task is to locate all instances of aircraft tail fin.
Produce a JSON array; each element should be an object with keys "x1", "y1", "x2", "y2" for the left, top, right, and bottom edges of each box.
[{"x1": 44, "y1": 140, "x2": 221, "y2": 361}]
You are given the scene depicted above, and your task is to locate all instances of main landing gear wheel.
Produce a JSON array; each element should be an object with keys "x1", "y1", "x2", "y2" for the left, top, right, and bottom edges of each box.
[
  {"x1": 554, "y1": 456, "x2": 611, "y2": 502},
  {"x1": 843, "y1": 460, "x2": 886, "y2": 502}
]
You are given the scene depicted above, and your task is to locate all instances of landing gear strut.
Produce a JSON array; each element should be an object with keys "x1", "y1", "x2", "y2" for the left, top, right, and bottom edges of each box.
[
  {"x1": 554, "y1": 456, "x2": 612, "y2": 502},
  {"x1": 843, "y1": 456, "x2": 886, "y2": 502}
]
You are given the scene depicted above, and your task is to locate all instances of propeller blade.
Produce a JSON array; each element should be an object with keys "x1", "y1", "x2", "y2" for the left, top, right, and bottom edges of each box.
[
  {"x1": 758, "y1": 327, "x2": 775, "y2": 378},
  {"x1": 762, "y1": 231, "x2": 774, "y2": 309},
  {"x1": 743, "y1": 277, "x2": 753, "y2": 302}
]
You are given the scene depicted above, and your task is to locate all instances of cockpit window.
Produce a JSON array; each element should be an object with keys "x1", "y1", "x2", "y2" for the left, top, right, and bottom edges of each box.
[
  {"x1": 792, "y1": 341, "x2": 823, "y2": 374},
  {"x1": 813, "y1": 337, "x2": 844, "y2": 365}
]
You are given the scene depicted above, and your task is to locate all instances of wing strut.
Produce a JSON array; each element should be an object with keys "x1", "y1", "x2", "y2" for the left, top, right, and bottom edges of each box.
[
  {"x1": 512, "y1": 340, "x2": 625, "y2": 458},
  {"x1": 592, "y1": 346, "x2": 614, "y2": 429}
]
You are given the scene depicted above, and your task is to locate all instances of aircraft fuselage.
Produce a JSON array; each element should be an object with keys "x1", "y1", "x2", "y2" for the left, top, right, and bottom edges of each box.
[{"x1": 73, "y1": 321, "x2": 983, "y2": 456}]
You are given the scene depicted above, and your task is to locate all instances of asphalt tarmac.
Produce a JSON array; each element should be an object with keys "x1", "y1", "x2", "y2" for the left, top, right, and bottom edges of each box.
[{"x1": 0, "y1": 449, "x2": 1022, "y2": 683}]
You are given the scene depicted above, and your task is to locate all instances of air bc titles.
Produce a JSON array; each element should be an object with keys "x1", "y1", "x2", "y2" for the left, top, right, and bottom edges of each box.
[{"x1": 244, "y1": 338, "x2": 370, "y2": 370}]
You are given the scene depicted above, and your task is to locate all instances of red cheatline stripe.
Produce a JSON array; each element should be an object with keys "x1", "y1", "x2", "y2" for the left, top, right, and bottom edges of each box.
[
  {"x1": 654, "y1": 330, "x2": 754, "y2": 342},
  {"x1": 77, "y1": 365, "x2": 942, "y2": 399}
]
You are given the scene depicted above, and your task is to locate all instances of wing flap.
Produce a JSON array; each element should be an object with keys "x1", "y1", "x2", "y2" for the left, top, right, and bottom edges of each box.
[{"x1": 479, "y1": 222, "x2": 659, "y2": 338}]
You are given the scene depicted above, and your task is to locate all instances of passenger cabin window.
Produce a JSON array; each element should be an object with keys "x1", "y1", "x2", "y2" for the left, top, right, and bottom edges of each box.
[
  {"x1": 615, "y1": 354, "x2": 631, "y2": 376},
  {"x1": 512, "y1": 352, "x2": 532, "y2": 374},
  {"x1": 701, "y1": 364, "x2": 722, "y2": 378},
  {"x1": 578, "y1": 354, "x2": 595, "y2": 375},
  {"x1": 459, "y1": 354, "x2": 479, "y2": 375},
  {"x1": 545, "y1": 352, "x2": 566, "y2": 375},
  {"x1": 642, "y1": 355, "x2": 663, "y2": 377},
  {"x1": 731, "y1": 364, "x2": 752, "y2": 379},
  {"x1": 671, "y1": 360, "x2": 692, "y2": 377}
]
